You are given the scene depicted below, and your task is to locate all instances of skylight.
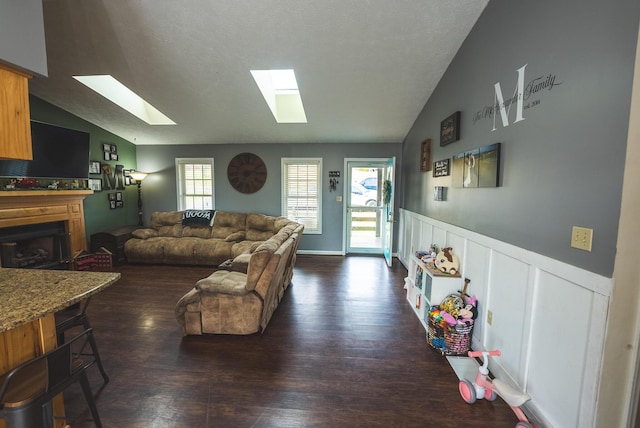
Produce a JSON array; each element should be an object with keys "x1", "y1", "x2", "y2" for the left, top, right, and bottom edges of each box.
[
  {"x1": 73, "y1": 75, "x2": 176, "y2": 125},
  {"x1": 250, "y1": 69, "x2": 307, "y2": 123}
]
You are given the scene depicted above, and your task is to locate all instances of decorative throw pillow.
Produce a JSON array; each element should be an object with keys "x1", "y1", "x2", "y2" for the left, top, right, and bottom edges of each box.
[{"x1": 182, "y1": 209, "x2": 216, "y2": 227}]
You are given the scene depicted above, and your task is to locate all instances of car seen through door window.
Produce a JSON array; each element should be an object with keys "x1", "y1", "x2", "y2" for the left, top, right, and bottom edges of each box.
[
  {"x1": 351, "y1": 182, "x2": 377, "y2": 207},
  {"x1": 359, "y1": 177, "x2": 378, "y2": 191}
]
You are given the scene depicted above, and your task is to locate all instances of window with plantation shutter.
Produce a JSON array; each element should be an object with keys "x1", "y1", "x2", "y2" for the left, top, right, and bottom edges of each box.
[
  {"x1": 282, "y1": 158, "x2": 322, "y2": 234},
  {"x1": 176, "y1": 158, "x2": 214, "y2": 210}
]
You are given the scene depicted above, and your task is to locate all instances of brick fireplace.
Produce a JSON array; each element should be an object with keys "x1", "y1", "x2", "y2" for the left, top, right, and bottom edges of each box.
[{"x1": 0, "y1": 190, "x2": 92, "y2": 268}]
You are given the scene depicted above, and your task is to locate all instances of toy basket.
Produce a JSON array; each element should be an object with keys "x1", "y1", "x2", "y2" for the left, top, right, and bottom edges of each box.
[
  {"x1": 426, "y1": 279, "x2": 476, "y2": 355},
  {"x1": 427, "y1": 305, "x2": 474, "y2": 356},
  {"x1": 70, "y1": 247, "x2": 113, "y2": 272},
  {"x1": 427, "y1": 311, "x2": 447, "y2": 350}
]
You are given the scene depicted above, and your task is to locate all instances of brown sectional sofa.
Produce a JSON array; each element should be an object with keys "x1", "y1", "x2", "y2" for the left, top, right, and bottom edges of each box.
[
  {"x1": 124, "y1": 210, "x2": 297, "y2": 267},
  {"x1": 124, "y1": 210, "x2": 304, "y2": 335}
]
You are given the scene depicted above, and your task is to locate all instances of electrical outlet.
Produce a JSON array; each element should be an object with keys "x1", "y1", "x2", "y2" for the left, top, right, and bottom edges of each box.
[
  {"x1": 487, "y1": 310, "x2": 493, "y2": 325},
  {"x1": 571, "y1": 226, "x2": 593, "y2": 252}
]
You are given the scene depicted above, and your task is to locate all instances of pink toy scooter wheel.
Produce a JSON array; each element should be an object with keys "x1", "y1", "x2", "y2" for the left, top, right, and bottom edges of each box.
[{"x1": 459, "y1": 379, "x2": 476, "y2": 404}]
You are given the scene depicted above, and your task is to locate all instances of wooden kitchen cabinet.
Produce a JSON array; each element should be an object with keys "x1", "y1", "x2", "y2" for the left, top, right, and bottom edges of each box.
[{"x1": 0, "y1": 64, "x2": 32, "y2": 160}]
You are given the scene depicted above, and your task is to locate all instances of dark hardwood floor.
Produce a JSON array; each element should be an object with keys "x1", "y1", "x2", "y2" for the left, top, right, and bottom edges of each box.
[{"x1": 61, "y1": 255, "x2": 519, "y2": 427}]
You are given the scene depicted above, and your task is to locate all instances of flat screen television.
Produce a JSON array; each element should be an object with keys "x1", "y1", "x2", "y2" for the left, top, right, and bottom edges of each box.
[{"x1": 0, "y1": 121, "x2": 90, "y2": 179}]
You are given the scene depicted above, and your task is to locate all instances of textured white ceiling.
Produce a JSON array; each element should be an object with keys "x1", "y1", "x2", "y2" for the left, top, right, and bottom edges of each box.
[{"x1": 31, "y1": 0, "x2": 488, "y2": 145}]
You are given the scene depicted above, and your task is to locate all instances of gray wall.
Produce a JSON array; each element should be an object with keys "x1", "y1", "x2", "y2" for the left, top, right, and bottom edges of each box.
[
  {"x1": 136, "y1": 143, "x2": 402, "y2": 252},
  {"x1": 401, "y1": 0, "x2": 640, "y2": 276}
]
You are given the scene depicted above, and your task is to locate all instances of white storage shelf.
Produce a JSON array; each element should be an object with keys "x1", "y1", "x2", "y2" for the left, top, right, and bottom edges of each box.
[{"x1": 405, "y1": 254, "x2": 462, "y2": 328}]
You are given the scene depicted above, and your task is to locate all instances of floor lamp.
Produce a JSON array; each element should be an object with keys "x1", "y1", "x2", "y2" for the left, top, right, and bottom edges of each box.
[{"x1": 129, "y1": 172, "x2": 148, "y2": 226}]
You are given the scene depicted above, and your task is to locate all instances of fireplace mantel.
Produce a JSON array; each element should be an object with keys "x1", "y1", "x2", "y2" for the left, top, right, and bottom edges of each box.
[{"x1": 0, "y1": 190, "x2": 92, "y2": 255}]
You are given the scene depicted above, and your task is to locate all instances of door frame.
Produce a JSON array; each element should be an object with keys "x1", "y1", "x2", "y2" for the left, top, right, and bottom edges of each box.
[{"x1": 342, "y1": 157, "x2": 394, "y2": 255}]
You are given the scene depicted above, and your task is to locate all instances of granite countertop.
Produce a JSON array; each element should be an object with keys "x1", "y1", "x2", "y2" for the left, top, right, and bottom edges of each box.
[{"x1": 0, "y1": 268, "x2": 121, "y2": 332}]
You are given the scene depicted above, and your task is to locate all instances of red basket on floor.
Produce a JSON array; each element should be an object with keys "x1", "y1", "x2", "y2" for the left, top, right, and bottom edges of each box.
[{"x1": 70, "y1": 248, "x2": 113, "y2": 271}]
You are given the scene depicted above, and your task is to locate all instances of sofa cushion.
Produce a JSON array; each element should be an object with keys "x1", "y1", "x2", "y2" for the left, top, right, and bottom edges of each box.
[
  {"x1": 151, "y1": 211, "x2": 183, "y2": 228},
  {"x1": 245, "y1": 213, "x2": 277, "y2": 241},
  {"x1": 192, "y1": 239, "x2": 234, "y2": 265},
  {"x1": 254, "y1": 229, "x2": 289, "y2": 253},
  {"x1": 158, "y1": 224, "x2": 183, "y2": 237},
  {"x1": 274, "y1": 216, "x2": 291, "y2": 230},
  {"x1": 196, "y1": 270, "x2": 249, "y2": 295},
  {"x1": 245, "y1": 250, "x2": 272, "y2": 291},
  {"x1": 162, "y1": 237, "x2": 199, "y2": 262},
  {"x1": 124, "y1": 237, "x2": 166, "y2": 263},
  {"x1": 225, "y1": 231, "x2": 246, "y2": 242},
  {"x1": 131, "y1": 228, "x2": 158, "y2": 239},
  {"x1": 230, "y1": 253, "x2": 251, "y2": 272},
  {"x1": 229, "y1": 241, "x2": 255, "y2": 259},
  {"x1": 211, "y1": 211, "x2": 246, "y2": 239},
  {"x1": 182, "y1": 225, "x2": 212, "y2": 239}
]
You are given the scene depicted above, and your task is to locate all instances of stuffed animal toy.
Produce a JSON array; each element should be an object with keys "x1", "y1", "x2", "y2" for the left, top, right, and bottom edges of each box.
[
  {"x1": 434, "y1": 247, "x2": 460, "y2": 275},
  {"x1": 457, "y1": 295, "x2": 479, "y2": 325},
  {"x1": 458, "y1": 304, "x2": 478, "y2": 322},
  {"x1": 440, "y1": 294, "x2": 463, "y2": 319},
  {"x1": 443, "y1": 311, "x2": 457, "y2": 326}
]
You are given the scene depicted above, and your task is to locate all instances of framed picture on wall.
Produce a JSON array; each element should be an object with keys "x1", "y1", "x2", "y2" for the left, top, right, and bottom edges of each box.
[
  {"x1": 89, "y1": 161, "x2": 101, "y2": 174},
  {"x1": 477, "y1": 143, "x2": 501, "y2": 187},
  {"x1": 89, "y1": 179, "x2": 102, "y2": 192},
  {"x1": 433, "y1": 158, "x2": 450, "y2": 177},
  {"x1": 420, "y1": 139, "x2": 431, "y2": 172},
  {"x1": 440, "y1": 111, "x2": 461, "y2": 146},
  {"x1": 452, "y1": 143, "x2": 501, "y2": 188}
]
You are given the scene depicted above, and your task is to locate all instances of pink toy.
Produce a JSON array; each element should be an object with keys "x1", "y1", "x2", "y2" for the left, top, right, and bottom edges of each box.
[
  {"x1": 443, "y1": 312, "x2": 456, "y2": 326},
  {"x1": 459, "y1": 350, "x2": 538, "y2": 428}
]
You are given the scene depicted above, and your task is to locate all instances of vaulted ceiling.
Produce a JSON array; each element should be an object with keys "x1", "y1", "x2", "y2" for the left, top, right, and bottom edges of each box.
[{"x1": 30, "y1": 0, "x2": 488, "y2": 145}]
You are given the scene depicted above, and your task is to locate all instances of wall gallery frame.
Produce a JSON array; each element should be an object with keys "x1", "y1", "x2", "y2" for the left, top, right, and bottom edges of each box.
[
  {"x1": 452, "y1": 143, "x2": 501, "y2": 188},
  {"x1": 433, "y1": 158, "x2": 450, "y2": 177},
  {"x1": 440, "y1": 111, "x2": 461, "y2": 146},
  {"x1": 420, "y1": 139, "x2": 431, "y2": 172},
  {"x1": 89, "y1": 161, "x2": 101, "y2": 174},
  {"x1": 89, "y1": 178, "x2": 102, "y2": 192}
]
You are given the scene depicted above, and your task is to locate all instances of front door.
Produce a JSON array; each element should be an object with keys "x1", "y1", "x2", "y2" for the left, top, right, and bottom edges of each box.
[
  {"x1": 345, "y1": 159, "x2": 394, "y2": 258},
  {"x1": 383, "y1": 157, "x2": 396, "y2": 266}
]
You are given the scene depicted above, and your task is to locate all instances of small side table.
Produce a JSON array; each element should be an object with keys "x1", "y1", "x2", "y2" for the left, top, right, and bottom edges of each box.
[{"x1": 90, "y1": 225, "x2": 139, "y2": 265}]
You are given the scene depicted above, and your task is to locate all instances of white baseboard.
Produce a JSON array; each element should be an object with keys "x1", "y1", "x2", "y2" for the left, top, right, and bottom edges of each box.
[{"x1": 297, "y1": 250, "x2": 344, "y2": 256}]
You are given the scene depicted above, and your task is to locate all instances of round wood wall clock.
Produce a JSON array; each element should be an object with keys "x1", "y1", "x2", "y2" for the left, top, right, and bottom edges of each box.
[{"x1": 227, "y1": 152, "x2": 267, "y2": 194}]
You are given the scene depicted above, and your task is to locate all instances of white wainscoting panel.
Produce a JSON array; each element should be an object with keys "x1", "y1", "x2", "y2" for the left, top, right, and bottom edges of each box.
[
  {"x1": 398, "y1": 209, "x2": 612, "y2": 428},
  {"x1": 486, "y1": 251, "x2": 531, "y2": 382}
]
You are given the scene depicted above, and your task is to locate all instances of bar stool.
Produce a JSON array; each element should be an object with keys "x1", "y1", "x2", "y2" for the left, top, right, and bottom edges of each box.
[
  {"x1": 55, "y1": 297, "x2": 109, "y2": 384},
  {"x1": 0, "y1": 328, "x2": 102, "y2": 428}
]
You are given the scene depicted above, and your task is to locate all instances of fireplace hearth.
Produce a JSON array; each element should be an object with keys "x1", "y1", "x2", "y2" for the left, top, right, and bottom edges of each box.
[{"x1": 0, "y1": 221, "x2": 70, "y2": 269}]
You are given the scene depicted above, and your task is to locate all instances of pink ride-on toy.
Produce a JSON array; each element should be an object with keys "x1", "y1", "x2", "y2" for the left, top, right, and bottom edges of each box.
[{"x1": 458, "y1": 350, "x2": 538, "y2": 428}]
